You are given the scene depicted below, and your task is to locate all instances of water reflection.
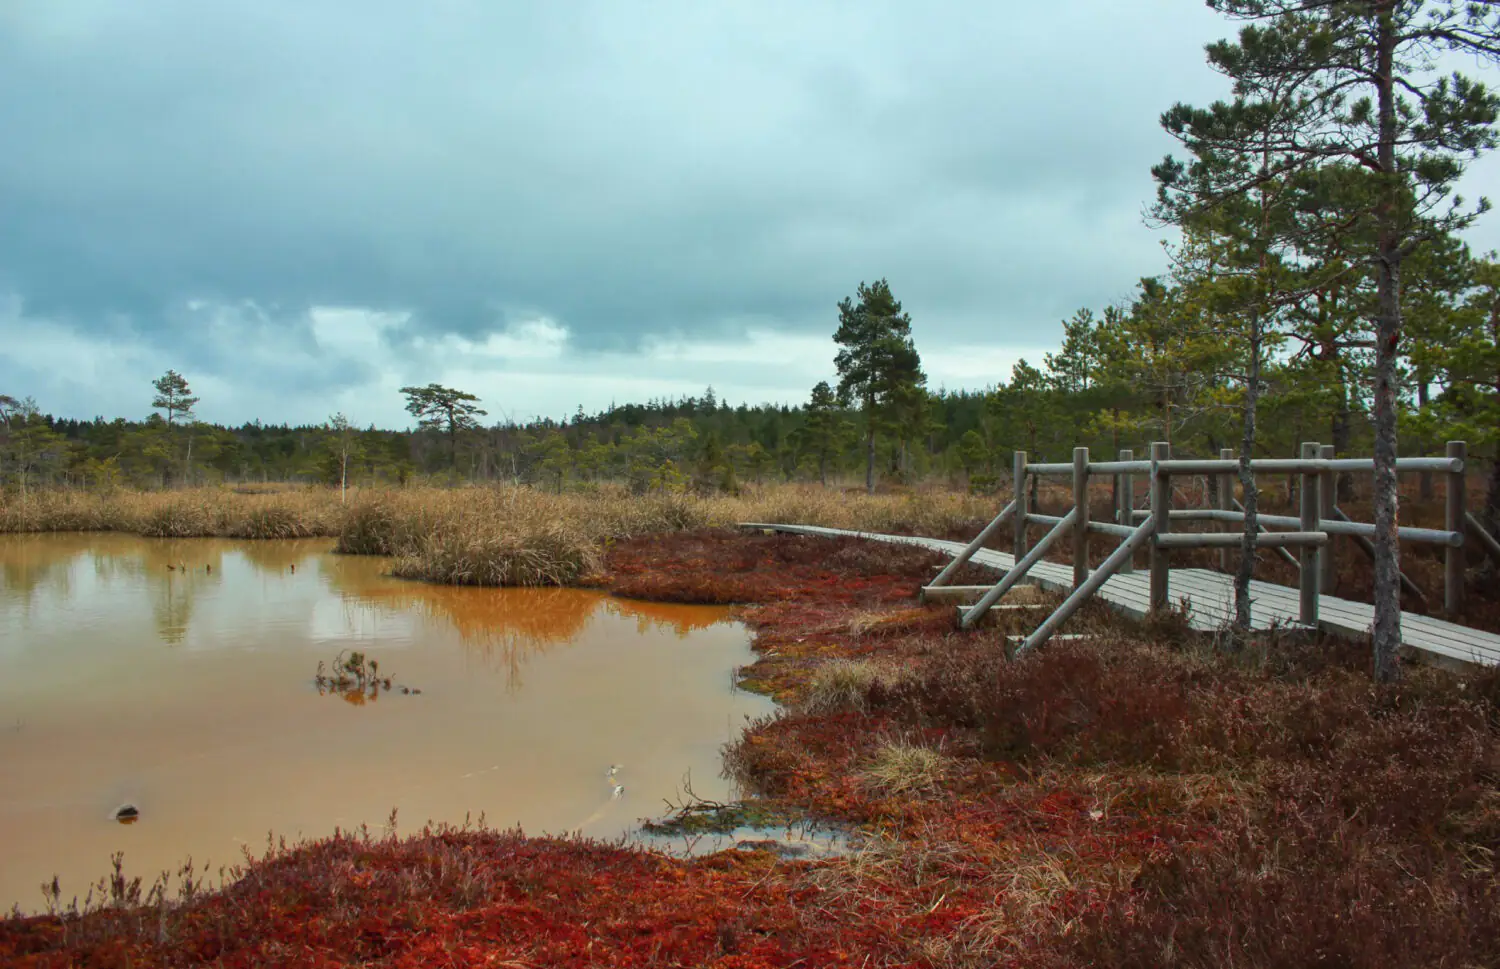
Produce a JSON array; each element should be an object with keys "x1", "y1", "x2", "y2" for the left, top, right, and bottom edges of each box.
[
  {"x1": 0, "y1": 533, "x2": 773, "y2": 914},
  {"x1": 0, "y1": 533, "x2": 80, "y2": 602}
]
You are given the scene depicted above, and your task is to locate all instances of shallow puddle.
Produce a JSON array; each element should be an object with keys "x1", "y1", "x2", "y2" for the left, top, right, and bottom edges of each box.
[{"x1": 0, "y1": 533, "x2": 773, "y2": 913}]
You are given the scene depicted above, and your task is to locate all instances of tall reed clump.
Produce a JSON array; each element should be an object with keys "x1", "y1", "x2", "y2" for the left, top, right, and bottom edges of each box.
[
  {"x1": 358, "y1": 489, "x2": 603, "y2": 587},
  {"x1": 0, "y1": 490, "x2": 126, "y2": 533}
]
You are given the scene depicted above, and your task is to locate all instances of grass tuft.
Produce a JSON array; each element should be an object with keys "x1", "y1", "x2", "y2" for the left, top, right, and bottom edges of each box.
[{"x1": 860, "y1": 741, "x2": 947, "y2": 796}]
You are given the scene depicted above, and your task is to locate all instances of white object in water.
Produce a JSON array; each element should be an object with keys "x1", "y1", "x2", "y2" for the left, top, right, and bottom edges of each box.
[
  {"x1": 607, "y1": 764, "x2": 622, "y2": 778},
  {"x1": 611, "y1": 784, "x2": 625, "y2": 799}
]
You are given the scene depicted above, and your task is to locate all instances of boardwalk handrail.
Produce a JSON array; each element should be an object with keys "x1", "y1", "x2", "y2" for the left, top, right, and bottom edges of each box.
[
  {"x1": 976, "y1": 437, "x2": 1479, "y2": 643},
  {"x1": 1125, "y1": 507, "x2": 1463, "y2": 546},
  {"x1": 958, "y1": 507, "x2": 1077, "y2": 629},
  {"x1": 1014, "y1": 517, "x2": 1156, "y2": 656},
  {"x1": 1026, "y1": 456, "x2": 1464, "y2": 475},
  {"x1": 927, "y1": 500, "x2": 1017, "y2": 590}
]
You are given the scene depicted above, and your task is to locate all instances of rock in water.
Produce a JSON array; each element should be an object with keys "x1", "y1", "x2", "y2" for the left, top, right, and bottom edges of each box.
[{"x1": 114, "y1": 804, "x2": 140, "y2": 824}]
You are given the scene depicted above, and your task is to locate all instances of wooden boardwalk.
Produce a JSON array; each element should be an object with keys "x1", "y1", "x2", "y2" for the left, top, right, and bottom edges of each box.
[{"x1": 740, "y1": 522, "x2": 1500, "y2": 669}]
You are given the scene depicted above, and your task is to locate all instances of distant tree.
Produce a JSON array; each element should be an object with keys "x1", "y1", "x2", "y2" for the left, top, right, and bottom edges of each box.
[
  {"x1": 0, "y1": 397, "x2": 67, "y2": 501},
  {"x1": 400, "y1": 384, "x2": 488, "y2": 470},
  {"x1": 1044, "y1": 308, "x2": 1103, "y2": 394},
  {"x1": 834, "y1": 279, "x2": 926, "y2": 494},
  {"x1": 149, "y1": 370, "x2": 200, "y2": 486},
  {"x1": 790, "y1": 381, "x2": 846, "y2": 486},
  {"x1": 326, "y1": 412, "x2": 362, "y2": 503},
  {"x1": 151, "y1": 370, "x2": 199, "y2": 426}
]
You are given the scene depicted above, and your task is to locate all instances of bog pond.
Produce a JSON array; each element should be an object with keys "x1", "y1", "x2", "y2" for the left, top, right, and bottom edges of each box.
[{"x1": 0, "y1": 534, "x2": 776, "y2": 913}]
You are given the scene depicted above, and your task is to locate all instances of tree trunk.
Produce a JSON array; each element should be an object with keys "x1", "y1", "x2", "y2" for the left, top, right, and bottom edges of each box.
[
  {"x1": 864, "y1": 424, "x2": 875, "y2": 495},
  {"x1": 1370, "y1": 8, "x2": 1403, "y2": 683},
  {"x1": 818, "y1": 451, "x2": 827, "y2": 488},
  {"x1": 1234, "y1": 310, "x2": 1262, "y2": 643}
]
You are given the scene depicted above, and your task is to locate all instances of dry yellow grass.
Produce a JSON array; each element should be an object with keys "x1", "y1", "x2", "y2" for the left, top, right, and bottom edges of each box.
[
  {"x1": 800, "y1": 659, "x2": 913, "y2": 714},
  {"x1": 0, "y1": 482, "x2": 997, "y2": 587},
  {"x1": 860, "y1": 740, "x2": 949, "y2": 796}
]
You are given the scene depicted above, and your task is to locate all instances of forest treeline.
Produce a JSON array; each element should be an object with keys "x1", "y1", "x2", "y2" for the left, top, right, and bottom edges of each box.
[{"x1": 0, "y1": 241, "x2": 1495, "y2": 519}]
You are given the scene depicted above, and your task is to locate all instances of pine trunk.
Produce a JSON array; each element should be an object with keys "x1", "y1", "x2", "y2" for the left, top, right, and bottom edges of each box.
[
  {"x1": 865, "y1": 424, "x2": 875, "y2": 495},
  {"x1": 1370, "y1": 9, "x2": 1403, "y2": 683}
]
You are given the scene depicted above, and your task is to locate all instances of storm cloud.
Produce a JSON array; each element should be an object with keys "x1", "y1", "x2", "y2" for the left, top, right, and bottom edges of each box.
[{"x1": 5, "y1": 1, "x2": 1500, "y2": 427}]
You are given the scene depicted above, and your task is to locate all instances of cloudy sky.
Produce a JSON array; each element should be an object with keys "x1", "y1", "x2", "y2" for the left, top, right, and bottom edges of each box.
[{"x1": 6, "y1": 2, "x2": 1500, "y2": 430}]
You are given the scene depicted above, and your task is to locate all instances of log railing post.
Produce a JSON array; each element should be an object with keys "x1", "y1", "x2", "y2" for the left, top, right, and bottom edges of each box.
[
  {"x1": 1299, "y1": 441, "x2": 1321, "y2": 626},
  {"x1": 1446, "y1": 440, "x2": 1467, "y2": 616},
  {"x1": 1150, "y1": 441, "x2": 1171, "y2": 614},
  {"x1": 1218, "y1": 447, "x2": 1234, "y2": 572},
  {"x1": 1073, "y1": 446, "x2": 1089, "y2": 589},
  {"x1": 1319, "y1": 444, "x2": 1336, "y2": 592},
  {"x1": 1118, "y1": 448, "x2": 1135, "y2": 575},
  {"x1": 1013, "y1": 451, "x2": 1029, "y2": 560}
]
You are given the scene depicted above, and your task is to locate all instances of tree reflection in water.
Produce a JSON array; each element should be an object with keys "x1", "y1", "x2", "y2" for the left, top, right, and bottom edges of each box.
[{"x1": 321, "y1": 559, "x2": 733, "y2": 689}]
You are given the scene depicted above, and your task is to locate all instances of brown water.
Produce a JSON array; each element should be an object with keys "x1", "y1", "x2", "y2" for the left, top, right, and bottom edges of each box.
[{"x1": 0, "y1": 534, "x2": 773, "y2": 913}]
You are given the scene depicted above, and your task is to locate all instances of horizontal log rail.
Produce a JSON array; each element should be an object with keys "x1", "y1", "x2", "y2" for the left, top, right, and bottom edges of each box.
[
  {"x1": 1123, "y1": 508, "x2": 1464, "y2": 547},
  {"x1": 1024, "y1": 456, "x2": 1463, "y2": 476}
]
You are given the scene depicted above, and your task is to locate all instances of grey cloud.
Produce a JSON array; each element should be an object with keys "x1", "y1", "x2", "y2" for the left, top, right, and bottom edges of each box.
[{"x1": 23, "y1": 0, "x2": 1486, "y2": 424}]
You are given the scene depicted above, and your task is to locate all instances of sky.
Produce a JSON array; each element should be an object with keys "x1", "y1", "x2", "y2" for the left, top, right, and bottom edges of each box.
[{"x1": 6, "y1": 1, "x2": 1500, "y2": 431}]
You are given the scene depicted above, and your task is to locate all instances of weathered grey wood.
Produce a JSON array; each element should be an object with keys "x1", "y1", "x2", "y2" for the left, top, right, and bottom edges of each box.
[
  {"x1": 1155, "y1": 531, "x2": 1328, "y2": 548},
  {"x1": 1150, "y1": 442, "x2": 1171, "y2": 614},
  {"x1": 1118, "y1": 449, "x2": 1135, "y2": 575},
  {"x1": 1466, "y1": 512, "x2": 1500, "y2": 565},
  {"x1": 1014, "y1": 451, "x2": 1029, "y2": 559},
  {"x1": 1087, "y1": 520, "x2": 1138, "y2": 539},
  {"x1": 928, "y1": 500, "x2": 1016, "y2": 590},
  {"x1": 1159, "y1": 457, "x2": 1464, "y2": 475},
  {"x1": 1017, "y1": 518, "x2": 1156, "y2": 656},
  {"x1": 1218, "y1": 447, "x2": 1234, "y2": 572},
  {"x1": 1073, "y1": 446, "x2": 1089, "y2": 590},
  {"x1": 1319, "y1": 444, "x2": 1337, "y2": 591},
  {"x1": 1446, "y1": 441, "x2": 1467, "y2": 616},
  {"x1": 1300, "y1": 443, "x2": 1321, "y2": 625},
  {"x1": 1208, "y1": 508, "x2": 1463, "y2": 547},
  {"x1": 959, "y1": 508, "x2": 1077, "y2": 630}
]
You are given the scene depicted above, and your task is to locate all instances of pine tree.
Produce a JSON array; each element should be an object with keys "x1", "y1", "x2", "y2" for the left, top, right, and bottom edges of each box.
[
  {"x1": 400, "y1": 384, "x2": 488, "y2": 470},
  {"x1": 833, "y1": 279, "x2": 926, "y2": 494},
  {"x1": 1154, "y1": 0, "x2": 1500, "y2": 680}
]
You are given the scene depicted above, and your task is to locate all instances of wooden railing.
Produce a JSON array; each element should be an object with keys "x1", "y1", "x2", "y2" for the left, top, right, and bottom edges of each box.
[{"x1": 925, "y1": 440, "x2": 1500, "y2": 654}]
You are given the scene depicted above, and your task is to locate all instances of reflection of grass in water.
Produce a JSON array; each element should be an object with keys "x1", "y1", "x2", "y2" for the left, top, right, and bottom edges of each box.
[
  {"x1": 233, "y1": 538, "x2": 329, "y2": 576},
  {"x1": 0, "y1": 534, "x2": 78, "y2": 601}
]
